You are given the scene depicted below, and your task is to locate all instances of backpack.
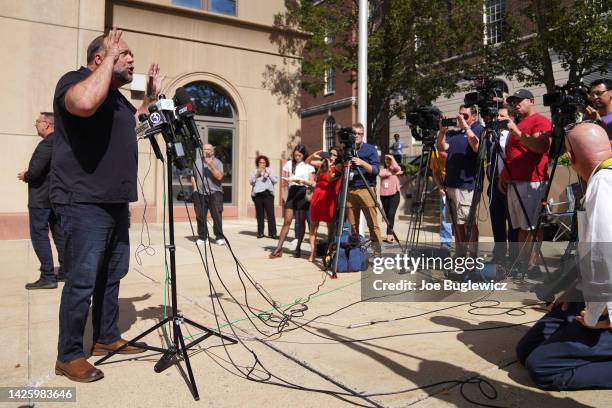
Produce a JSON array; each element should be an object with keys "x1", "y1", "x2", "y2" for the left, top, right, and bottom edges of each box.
[{"x1": 331, "y1": 233, "x2": 368, "y2": 273}]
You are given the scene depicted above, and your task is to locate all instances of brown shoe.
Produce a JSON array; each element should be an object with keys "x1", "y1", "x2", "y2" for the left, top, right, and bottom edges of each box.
[
  {"x1": 91, "y1": 338, "x2": 148, "y2": 356},
  {"x1": 269, "y1": 248, "x2": 283, "y2": 259},
  {"x1": 55, "y1": 358, "x2": 104, "y2": 383}
]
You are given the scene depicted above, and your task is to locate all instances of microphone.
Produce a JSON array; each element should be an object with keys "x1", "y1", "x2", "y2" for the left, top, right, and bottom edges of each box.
[
  {"x1": 173, "y1": 87, "x2": 203, "y2": 150},
  {"x1": 155, "y1": 94, "x2": 175, "y2": 112},
  {"x1": 136, "y1": 113, "x2": 152, "y2": 139},
  {"x1": 150, "y1": 101, "x2": 186, "y2": 169},
  {"x1": 136, "y1": 113, "x2": 164, "y2": 162}
]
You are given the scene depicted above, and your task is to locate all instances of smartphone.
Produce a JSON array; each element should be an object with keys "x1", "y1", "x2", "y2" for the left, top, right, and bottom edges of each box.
[{"x1": 441, "y1": 118, "x2": 457, "y2": 127}]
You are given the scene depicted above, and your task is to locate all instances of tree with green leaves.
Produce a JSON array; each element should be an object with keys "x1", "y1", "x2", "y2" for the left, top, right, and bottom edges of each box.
[
  {"x1": 481, "y1": 0, "x2": 612, "y2": 93},
  {"x1": 264, "y1": 0, "x2": 484, "y2": 146}
]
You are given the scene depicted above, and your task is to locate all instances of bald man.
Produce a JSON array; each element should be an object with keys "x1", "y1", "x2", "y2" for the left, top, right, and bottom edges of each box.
[
  {"x1": 516, "y1": 123, "x2": 612, "y2": 390},
  {"x1": 52, "y1": 28, "x2": 162, "y2": 382}
]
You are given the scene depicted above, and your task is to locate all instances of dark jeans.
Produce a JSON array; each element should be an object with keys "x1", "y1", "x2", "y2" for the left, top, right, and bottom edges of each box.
[
  {"x1": 488, "y1": 179, "x2": 518, "y2": 261},
  {"x1": 29, "y1": 207, "x2": 64, "y2": 282},
  {"x1": 516, "y1": 302, "x2": 612, "y2": 390},
  {"x1": 193, "y1": 191, "x2": 224, "y2": 240},
  {"x1": 252, "y1": 191, "x2": 277, "y2": 236},
  {"x1": 55, "y1": 203, "x2": 130, "y2": 362},
  {"x1": 380, "y1": 192, "x2": 400, "y2": 235}
]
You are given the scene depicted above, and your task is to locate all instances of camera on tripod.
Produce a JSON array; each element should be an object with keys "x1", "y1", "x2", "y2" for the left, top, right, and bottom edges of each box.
[
  {"x1": 543, "y1": 83, "x2": 590, "y2": 109},
  {"x1": 463, "y1": 75, "x2": 508, "y2": 129},
  {"x1": 406, "y1": 106, "x2": 441, "y2": 145},
  {"x1": 336, "y1": 126, "x2": 357, "y2": 162}
]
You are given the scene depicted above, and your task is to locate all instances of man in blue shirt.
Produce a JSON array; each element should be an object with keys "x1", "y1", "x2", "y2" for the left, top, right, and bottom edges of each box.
[
  {"x1": 390, "y1": 133, "x2": 404, "y2": 164},
  {"x1": 436, "y1": 105, "x2": 483, "y2": 256},
  {"x1": 347, "y1": 123, "x2": 382, "y2": 256}
]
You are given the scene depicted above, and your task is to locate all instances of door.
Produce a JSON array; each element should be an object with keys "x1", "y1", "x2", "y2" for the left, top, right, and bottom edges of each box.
[{"x1": 197, "y1": 123, "x2": 235, "y2": 204}]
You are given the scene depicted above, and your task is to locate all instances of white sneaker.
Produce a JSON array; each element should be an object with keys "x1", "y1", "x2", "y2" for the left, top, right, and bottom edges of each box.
[
  {"x1": 196, "y1": 238, "x2": 207, "y2": 246},
  {"x1": 216, "y1": 239, "x2": 226, "y2": 246},
  {"x1": 288, "y1": 239, "x2": 297, "y2": 251}
]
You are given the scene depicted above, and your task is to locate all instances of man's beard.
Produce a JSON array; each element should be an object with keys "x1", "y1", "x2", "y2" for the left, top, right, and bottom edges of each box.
[{"x1": 113, "y1": 69, "x2": 133, "y2": 85}]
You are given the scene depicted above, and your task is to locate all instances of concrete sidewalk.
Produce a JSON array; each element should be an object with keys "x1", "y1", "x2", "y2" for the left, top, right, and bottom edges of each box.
[{"x1": 1, "y1": 218, "x2": 609, "y2": 407}]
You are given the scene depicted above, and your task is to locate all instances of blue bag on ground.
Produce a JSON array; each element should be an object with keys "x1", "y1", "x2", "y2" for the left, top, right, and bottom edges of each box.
[{"x1": 334, "y1": 235, "x2": 368, "y2": 273}]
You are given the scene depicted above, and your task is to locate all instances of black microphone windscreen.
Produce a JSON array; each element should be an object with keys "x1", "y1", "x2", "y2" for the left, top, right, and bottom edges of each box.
[
  {"x1": 174, "y1": 87, "x2": 191, "y2": 105},
  {"x1": 148, "y1": 104, "x2": 158, "y2": 114},
  {"x1": 138, "y1": 113, "x2": 149, "y2": 123}
]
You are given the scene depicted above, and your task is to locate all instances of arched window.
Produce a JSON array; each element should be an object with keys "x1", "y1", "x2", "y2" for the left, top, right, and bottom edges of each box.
[
  {"x1": 324, "y1": 116, "x2": 336, "y2": 150},
  {"x1": 173, "y1": 82, "x2": 237, "y2": 204},
  {"x1": 183, "y1": 82, "x2": 234, "y2": 118}
]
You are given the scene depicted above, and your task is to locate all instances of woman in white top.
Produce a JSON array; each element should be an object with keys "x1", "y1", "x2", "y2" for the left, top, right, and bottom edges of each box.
[{"x1": 270, "y1": 144, "x2": 315, "y2": 259}]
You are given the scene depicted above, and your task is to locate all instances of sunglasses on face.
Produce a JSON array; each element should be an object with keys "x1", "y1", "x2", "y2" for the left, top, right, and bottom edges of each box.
[{"x1": 589, "y1": 90, "x2": 610, "y2": 98}]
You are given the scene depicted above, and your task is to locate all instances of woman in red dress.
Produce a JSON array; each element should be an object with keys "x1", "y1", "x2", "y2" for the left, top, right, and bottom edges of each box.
[{"x1": 307, "y1": 148, "x2": 341, "y2": 262}]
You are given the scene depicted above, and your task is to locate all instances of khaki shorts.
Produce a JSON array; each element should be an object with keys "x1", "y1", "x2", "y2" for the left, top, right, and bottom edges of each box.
[
  {"x1": 446, "y1": 187, "x2": 474, "y2": 224},
  {"x1": 507, "y1": 181, "x2": 547, "y2": 230}
]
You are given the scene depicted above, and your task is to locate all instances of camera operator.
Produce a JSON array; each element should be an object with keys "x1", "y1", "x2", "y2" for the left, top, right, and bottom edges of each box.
[
  {"x1": 516, "y1": 123, "x2": 612, "y2": 390},
  {"x1": 498, "y1": 89, "x2": 552, "y2": 277},
  {"x1": 346, "y1": 123, "x2": 382, "y2": 257},
  {"x1": 436, "y1": 105, "x2": 483, "y2": 256},
  {"x1": 585, "y1": 78, "x2": 612, "y2": 136}
]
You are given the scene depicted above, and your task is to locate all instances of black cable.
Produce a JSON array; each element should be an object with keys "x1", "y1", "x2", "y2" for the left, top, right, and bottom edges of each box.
[{"x1": 161, "y1": 145, "x2": 548, "y2": 408}]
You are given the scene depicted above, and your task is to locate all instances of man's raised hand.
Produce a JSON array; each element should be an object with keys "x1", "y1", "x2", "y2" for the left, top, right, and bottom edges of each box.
[
  {"x1": 103, "y1": 27, "x2": 123, "y2": 62},
  {"x1": 147, "y1": 63, "x2": 163, "y2": 99}
]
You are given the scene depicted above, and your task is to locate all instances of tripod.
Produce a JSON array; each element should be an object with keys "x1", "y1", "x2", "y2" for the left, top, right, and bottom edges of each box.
[
  {"x1": 521, "y1": 108, "x2": 580, "y2": 272},
  {"x1": 404, "y1": 142, "x2": 435, "y2": 252},
  {"x1": 95, "y1": 120, "x2": 237, "y2": 401},
  {"x1": 330, "y1": 148, "x2": 404, "y2": 277},
  {"x1": 403, "y1": 132, "x2": 457, "y2": 256}
]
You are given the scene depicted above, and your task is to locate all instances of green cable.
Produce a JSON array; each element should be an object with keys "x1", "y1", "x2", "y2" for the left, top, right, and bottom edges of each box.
[{"x1": 183, "y1": 275, "x2": 363, "y2": 340}]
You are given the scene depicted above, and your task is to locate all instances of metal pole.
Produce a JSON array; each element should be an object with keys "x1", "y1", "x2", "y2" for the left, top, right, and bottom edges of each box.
[
  {"x1": 358, "y1": 0, "x2": 368, "y2": 130},
  {"x1": 358, "y1": 0, "x2": 368, "y2": 236}
]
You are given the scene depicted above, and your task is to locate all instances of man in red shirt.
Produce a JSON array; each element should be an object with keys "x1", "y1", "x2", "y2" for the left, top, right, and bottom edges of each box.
[{"x1": 498, "y1": 89, "x2": 552, "y2": 276}]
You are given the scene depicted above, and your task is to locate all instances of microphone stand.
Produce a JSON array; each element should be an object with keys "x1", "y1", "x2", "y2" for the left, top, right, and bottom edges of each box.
[{"x1": 95, "y1": 109, "x2": 237, "y2": 401}]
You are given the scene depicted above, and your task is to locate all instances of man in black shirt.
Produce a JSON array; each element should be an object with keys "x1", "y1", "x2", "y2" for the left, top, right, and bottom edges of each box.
[
  {"x1": 18, "y1": 112, "x2": 65, "y2": 289},
  {"x1": 52, "y1": 28, "x2": 162, "y2": 383}
]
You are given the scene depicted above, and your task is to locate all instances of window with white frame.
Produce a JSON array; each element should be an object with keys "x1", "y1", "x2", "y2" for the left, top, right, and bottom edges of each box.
[
  {"x1": 484, "y1": 0, "x2": 506, "y2": 45},
  {"x1": 324, "y1": 116, "x2": 336, "y2": 150},
  {"x1": 324, "y1": 66, "x2": 335, "y2": 94},
  {"x1": 173, "y1": 0, "x2": 236, "y2": 16}
]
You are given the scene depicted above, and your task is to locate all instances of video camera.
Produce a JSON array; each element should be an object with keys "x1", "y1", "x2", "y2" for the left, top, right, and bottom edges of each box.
[
  {"x1": 463, "y1": 75, "x2": 505, "y2": 118},
  {"x1": 543, "y1": 83, "x2": 590, "y2": 111},
  {"x1": 406, "y1": 106, "x2": 441, "y2": 145},
  {"x1": 336, "y1": 126, "x2": 357, "y2": 162}
]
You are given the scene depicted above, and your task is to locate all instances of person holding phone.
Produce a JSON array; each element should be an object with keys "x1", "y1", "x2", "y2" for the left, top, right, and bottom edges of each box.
[
  {"x1": 436, "y1": 104, "x2": 483, "y2": 257},
  {"x1": 269, "y1": 144, "x2": 315, "y2": 258},
  {"x1": 250, "y1": 155, "x2": 278, "y2": 239}
]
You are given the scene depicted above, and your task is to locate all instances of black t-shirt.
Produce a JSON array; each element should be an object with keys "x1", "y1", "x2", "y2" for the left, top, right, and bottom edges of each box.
[{"x1": 50, "y1": 67, "x2": 138, "y2": 204}]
